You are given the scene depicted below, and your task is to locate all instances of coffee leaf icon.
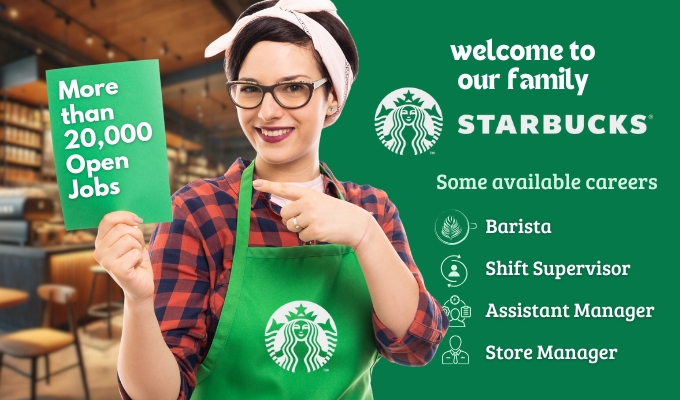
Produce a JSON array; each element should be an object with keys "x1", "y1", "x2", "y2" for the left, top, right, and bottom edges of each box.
[{"x1": 442, "y1": 216, "x2": 462, "y2": 240}]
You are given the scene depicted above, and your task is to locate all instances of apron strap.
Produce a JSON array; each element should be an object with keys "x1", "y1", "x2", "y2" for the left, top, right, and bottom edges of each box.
[
  {"x1": 198, "y1": 160, "x2": 254, "y2": 382},
  {"x1": 320, "y1": 163, "x2": 345, "y2": 201},
  {"x1": 234, "y1": 159, "x2": 255, "y2": 261}
]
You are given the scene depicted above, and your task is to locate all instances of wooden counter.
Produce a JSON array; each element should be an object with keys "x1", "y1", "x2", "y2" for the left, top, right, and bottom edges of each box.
[{"x1": 0, "y1": 241, "x2": 138, "y2": 331}]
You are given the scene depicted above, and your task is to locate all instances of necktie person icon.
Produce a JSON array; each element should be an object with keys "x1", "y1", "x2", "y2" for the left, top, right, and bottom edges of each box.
[{"x1": 442, "y1": 335, "x2": 469, "y2": 365}]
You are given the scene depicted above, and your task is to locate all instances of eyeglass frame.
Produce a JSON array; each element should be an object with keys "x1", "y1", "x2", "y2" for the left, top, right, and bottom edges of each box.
[{"x1": 225, "y1": 78, "x2": 329, "y2": 109}]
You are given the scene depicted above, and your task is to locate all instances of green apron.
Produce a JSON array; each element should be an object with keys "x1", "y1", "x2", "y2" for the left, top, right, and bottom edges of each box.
[{"x1": 193, "y1": 160, "x2": 380, "y2": 400}]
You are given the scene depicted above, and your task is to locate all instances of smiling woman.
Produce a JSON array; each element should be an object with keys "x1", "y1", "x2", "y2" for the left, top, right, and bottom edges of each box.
[
  {"x1": 227, "y1": 40, "x2": 335, "y2": 168},
  {"x1": 92, "y1": 1, "x2": 448, "y2": 400}
]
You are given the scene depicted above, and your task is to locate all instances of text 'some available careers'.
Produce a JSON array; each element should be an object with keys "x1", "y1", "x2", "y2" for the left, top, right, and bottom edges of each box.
[{"x1": 46, "y1": 60, "x2": 172, "y2": 230}]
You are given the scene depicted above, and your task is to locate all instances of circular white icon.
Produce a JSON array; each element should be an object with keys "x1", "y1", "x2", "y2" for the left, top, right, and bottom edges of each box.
[
  {"x1": 264, "y1": 300, "x2": 337, "y2": 373},
  {"x1": 435, "y1": 209, "x2": 476, "y2": 245},
  {"x1": 441, "y1": 256, "x2": 468, "y2": 287},
  {"x1": 375, "y1": 87, "x2": 443, "y2": 155}
]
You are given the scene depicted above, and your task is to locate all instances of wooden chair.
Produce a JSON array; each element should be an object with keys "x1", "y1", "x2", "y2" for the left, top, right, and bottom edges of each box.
[
  {"x1": 0, "y1": 284, "x2": 90, "y2": 400},
  {"x1": 84, "y1": 265, "x2": 124, "y2": 339}
]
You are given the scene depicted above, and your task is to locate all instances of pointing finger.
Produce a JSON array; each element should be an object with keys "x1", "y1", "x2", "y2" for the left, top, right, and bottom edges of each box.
[{"x1": 253, "y1": 179, "x2": 305, "y2": 201}]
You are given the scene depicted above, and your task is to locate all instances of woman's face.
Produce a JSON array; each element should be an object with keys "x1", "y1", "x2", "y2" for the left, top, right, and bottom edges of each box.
[
  {"x1": 401, "y1": 106, "x2": 416, "y2": 124},
  {"x1": 293, "y1": 320, "x2": 310, "y2": 339},
  {"x1": 236, "y1": 41, "x2": 338, "y2": 165}
]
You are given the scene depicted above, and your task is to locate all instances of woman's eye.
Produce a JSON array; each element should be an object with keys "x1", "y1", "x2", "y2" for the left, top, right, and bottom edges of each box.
[
  {"x1": 240, "y1": 85, "x2": 258, "y2": 93},
  {"x1": 283, "y1": 84, "x2": 303, "y2": 93}
]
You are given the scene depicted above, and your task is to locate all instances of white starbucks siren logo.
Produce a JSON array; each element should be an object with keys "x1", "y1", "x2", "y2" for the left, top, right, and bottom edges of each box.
[
  {"x1": 265, "y1": 301, "x2": 337, "y2": 373},
  {"x1": 375, "y1": 87, "x2": 443, "y2": 155}
]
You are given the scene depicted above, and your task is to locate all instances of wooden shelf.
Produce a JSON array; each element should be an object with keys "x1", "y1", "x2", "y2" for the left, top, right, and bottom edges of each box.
[
  {"x1": 0, "y1": 119, "x2": 43, "y2": 133},
  {"x1": 3, "y1": 178, "x2": 42, "y2": 185},
  {"x1": 2, "y1": 139, "x2": 42, "y2": 151},
  {"x1": 1, "y1": 94, "x2": 47, "y2": 186},
  {"x1": 1, "y1": 159, "x2": 42, "y2": 168}
]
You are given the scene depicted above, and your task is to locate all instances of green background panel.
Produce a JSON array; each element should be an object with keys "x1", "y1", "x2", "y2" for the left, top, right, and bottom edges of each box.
[{"x1": 317, "y1": 0, "x2": 678, "y2": 398}]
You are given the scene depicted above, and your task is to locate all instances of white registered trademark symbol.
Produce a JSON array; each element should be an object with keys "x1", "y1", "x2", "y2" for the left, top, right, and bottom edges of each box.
[
  {"x1": 323, "y1": 368, "x2": 330, "y2": 372},
  {"x1": 430, "y1": 151, "x2": 435, "y2": 155},
  {"x1": 648, "y1": 115, "x2": 653, "y2": 119}
]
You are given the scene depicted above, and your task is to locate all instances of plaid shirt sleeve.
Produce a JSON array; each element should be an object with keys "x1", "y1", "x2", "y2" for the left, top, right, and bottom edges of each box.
[
  {"x1": 118, "y1": 187, "x2": 213, "y2": 400},
  {"x1": 365, "y1": 189, "x2": 450, "y2": 366}
]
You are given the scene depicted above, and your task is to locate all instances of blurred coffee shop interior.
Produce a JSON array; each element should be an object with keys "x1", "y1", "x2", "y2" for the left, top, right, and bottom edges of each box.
[{"x1": 0, "y1": 1, "x2": 257, "y2": 398}]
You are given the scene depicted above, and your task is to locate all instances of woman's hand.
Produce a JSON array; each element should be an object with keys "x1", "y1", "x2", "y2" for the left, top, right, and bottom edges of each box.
[
  {"x1": 254, "y1": 179, "x2": 372, "y2": 247},
  {"x1": 93, "y1": 211, "x2": 154, "y2": 304}
]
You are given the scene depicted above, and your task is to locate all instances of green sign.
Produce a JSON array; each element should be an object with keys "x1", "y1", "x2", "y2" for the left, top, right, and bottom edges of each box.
[
  {"x1": 324, "y1": 0, "x2": 678, "y2": 398},
  {"x1": 46, "y1": 60, "x2": 172, "y2": 230}
]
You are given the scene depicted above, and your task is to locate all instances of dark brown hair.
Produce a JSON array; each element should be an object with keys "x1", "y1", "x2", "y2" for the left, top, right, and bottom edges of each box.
[{"x1": 226, "y1": 0, "x2": 359, "y2": 96}]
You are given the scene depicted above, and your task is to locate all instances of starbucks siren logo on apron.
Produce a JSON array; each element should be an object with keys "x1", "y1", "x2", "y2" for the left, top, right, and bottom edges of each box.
[
  {"x1": 375, "y1": 87, "x2": 443, "y2": 155},
  {"x1": 265, "y1": 300, "x2": 337, "y2": 373}
]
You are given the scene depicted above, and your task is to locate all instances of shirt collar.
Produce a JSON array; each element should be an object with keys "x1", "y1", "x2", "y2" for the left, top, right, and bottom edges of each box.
[{"x1": 224, "y1": 157, "x2": 347, "y2": 209}]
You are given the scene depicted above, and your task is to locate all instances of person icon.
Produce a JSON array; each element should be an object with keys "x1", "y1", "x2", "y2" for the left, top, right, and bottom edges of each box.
[
  {"x1": 440, "y1": 256, "x2": 468, "y2": 286},
  {"x1": 442, "y1": 295, "x2": 470, "y2": 327},
  {"x1": 447, "y1": 309, "x2": 465, "y2": 327},
  {"x1": 448, "y1": 264, "x2": 460, "y2": 278},
  {"x1": 441, "y1": 335, "x2": 469, "y2": 365}
]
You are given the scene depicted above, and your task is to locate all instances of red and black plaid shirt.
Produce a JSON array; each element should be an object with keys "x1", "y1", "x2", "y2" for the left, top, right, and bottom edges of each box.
[{"x1": 118, "y1": 157, "x2": 448, "y2": 399}]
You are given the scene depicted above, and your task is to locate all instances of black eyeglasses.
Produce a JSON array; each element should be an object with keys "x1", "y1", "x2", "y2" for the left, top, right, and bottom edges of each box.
[{"x1": 225, "y1": 78, "x2": 328, "y2": 109}]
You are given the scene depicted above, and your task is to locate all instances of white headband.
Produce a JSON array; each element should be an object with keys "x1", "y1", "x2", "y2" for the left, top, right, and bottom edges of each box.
[{"x1": 205, "y1": 0, "x2": 354, "y2": 128}]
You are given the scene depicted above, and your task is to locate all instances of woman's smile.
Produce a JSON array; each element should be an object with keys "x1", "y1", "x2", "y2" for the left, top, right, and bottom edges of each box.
[{"x1": 256, "y1": 126, "x2": 295, "y2": 143}]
